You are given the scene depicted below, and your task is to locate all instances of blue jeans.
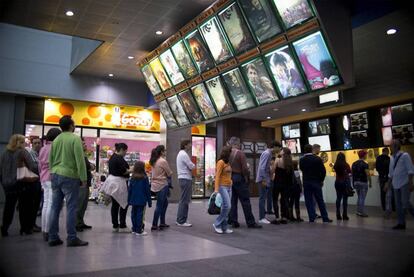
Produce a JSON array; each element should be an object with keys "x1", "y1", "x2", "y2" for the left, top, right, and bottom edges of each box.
[
  {"x1": 131, "y1": 205, "x2": 146, "y2": 233},
  {"x1": 267, "y1": 182, "x2": 273, "y2": 213},
  {"x1": 394, "y1": 184, "x2": 414, "y2": 225},
  {"x1": 49, "y1": 174, "x2": 80, "y2": 242},
  {"x1": 354, "y1": 181, "x2": 368, "y2": 215},
  {"x1": 214, "y1": 186, "x2": 232, "y2": 231},
  {"x1": 303, "y1": 181, "x2": 329, "y2": 222},
  {"x1": 258, "y1": 181, "x2": 270, "y2": 220},
  {"x1": 152, "y1": 185, "x2": 169, "y2": 226}
]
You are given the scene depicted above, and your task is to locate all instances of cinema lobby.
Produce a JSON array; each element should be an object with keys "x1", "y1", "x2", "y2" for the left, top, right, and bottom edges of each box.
[{"x1": 0, "y1": 0, "x2": 413, "y2": 276}]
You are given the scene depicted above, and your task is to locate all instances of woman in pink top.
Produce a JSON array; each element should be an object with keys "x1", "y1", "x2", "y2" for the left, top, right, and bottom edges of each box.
[
  {"x1": 38, "y1": 128, "x2": 61, "y2": 242},
  {"x1": 150, "y1": 145, "x2": 173, "y2": 231}
]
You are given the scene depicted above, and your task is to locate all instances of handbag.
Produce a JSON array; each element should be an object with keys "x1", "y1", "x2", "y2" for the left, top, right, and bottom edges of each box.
[
  {"x1": 345, "y1": 177, "x2": 355, "y2": 197},
  {"x1": 16, "y1": 166, "x2": 39, "y2": 182},
  {"x1": 208, "y1": 192, "x2": 221, "y2": 215}
]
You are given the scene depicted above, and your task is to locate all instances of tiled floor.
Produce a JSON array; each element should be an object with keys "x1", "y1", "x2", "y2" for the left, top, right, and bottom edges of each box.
[{"x1": 1, "y1": 198, "x2": 414, "y2": 277}]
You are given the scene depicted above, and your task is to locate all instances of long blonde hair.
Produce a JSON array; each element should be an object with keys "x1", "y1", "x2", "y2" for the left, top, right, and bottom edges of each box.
[{"x1": 6, "y1": 134, "x2": 25, "y2": 152}]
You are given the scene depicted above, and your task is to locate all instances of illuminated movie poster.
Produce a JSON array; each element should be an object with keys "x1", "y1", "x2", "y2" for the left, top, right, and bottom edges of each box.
[
  {"x1": 293, "y1": 31, "x2": 341, "y2": 90},
  {"x1": 191, "y1": 83, "x2": 218, "y2": 120},
  {"x1": 158, "y1": 100, "x2": 178, "y2": 128},
  {"x1": 149, "y1": 58, "x2": 172, "y2": 91},
  {"x1": 167, "y1": 95, "x2": 190, "y2": 126},
  {"x1": 178, "y1": 90, "x2": 204, "y2": 124},
  {"x1": 159, "y1": 49, "x2": 185, "y2": 85},
  {"x1": 141, "y1": 65, "x2": 162, "y2": 96},
  {"x1": 200, "y1": 17, "x2": 233, "y2": 64},
  {"x1": 272, "y1": 0, "x2": 314, "y2": 29},
  {"x1": 239, "y1": 0, "x2": 282, "y2": 43},
  {"x1": 265, "y1": 45, "x2": 307, "y2": 98},
  {"x1": 218, "y1": 2, "x2": 256, "y2": 55},
  {"x1": 205, "y1": 76, "x2": 235, "y2": 116},
  {"x1": 241, "y1": 57, "x2": 278, "y2": 105},
  {"x1": 185, "y1": 30, "x2": 215, "y2": 73},
  {"x1": 171, "y1": 40, "x2": 198, "y2": 79},
  {"x1": 222, "y1": 68, "x2": 256, "y2": 111}
]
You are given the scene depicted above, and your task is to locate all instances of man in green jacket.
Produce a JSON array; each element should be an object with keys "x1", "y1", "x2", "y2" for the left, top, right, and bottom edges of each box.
[{"x1": 48, "y1": 116, "x2": 88, "y2": 247}]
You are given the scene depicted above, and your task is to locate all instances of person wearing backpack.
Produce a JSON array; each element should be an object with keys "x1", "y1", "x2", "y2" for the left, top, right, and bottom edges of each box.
[{"x1": 352, "y1": 150, "x2": 371, "y2": 217}]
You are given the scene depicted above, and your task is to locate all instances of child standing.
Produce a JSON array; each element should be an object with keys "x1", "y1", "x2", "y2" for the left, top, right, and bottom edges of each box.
[
  {"x1": 289, "y1": 161, "x2": 304, "y2": 222},
  {"x1": 128, "y1": 161, "x2": 152, "y2": 236}
]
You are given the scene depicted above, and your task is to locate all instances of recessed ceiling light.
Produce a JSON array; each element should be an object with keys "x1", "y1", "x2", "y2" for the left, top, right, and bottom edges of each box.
[
  {"x1": 386, "y1": 28, "x2": 397, "y2": 35},
  {"x1": 128, "y1": 56, "x2": 134, "y2": 60},
  {"x1": 301, "y1": 108, "x2": 307, "y2": 112},
  {"x1": 273, "y1": 108, "x2": 279, "y2": 111},
  {"x1": 65, "y1": 11, "x2": 74, "y2": 17},
  {"x1": 155, "y1": 30, "x2": 163, "y2": 35},
  {"x1": 108, "y1": 73, "x2": 114, "y2": 77},
  {"x1": 266, "y1": 116, "x2": 271, "y2": 119}
]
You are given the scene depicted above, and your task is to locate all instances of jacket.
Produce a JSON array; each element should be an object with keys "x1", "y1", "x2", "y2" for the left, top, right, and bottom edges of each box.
[
  {"x1": 299, "y1": 154, "x2": 326, "y2": 184},
  {"x1": 101, "y1": 175, "x2": 128, "y2": 209},
  {"x1": 128, "y1": 177, "x2": 152, "y2": 207}
]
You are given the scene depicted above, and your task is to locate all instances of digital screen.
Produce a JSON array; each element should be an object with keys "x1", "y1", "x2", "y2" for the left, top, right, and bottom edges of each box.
[
  {"x1": 392, "y1": 124, "x2": 414, "y2": 145},
  {"x1": 149, "y1": 58, "x2": 172, "y2": 91},
  {"x1": 265, "y1": 45, "x2": 307, "y2": 98},
  {"x1": 282, "y1": 138, "x2": 301, "y2": 154},
  {"x1": 205, "y1": 76, "x2": 235, "y2": 116},
  {"x1": 272, "y1": 0, "x2": 314, "y2": 29},
  {"x1": 381, "y1": 107, "x2": 392, "y2": 127},
  {"x1": 222, "y1": 68, "x2": 257, "y2": 111},
  {"x1": 382, "y1": 127, "x2": 392, "y2": 146},
  {"x1": 308, "y1": 118, "x2": 330, "y2": 136},
  {"x1": 191, "y1": 83, "x2": 218, "y2": 120},
  {"x1": 308, "y1": 135, "x2": 331, "y2": 151},
  {"x1": 350, "y1": 130, "x2": 369, "y2": 149},
  {"x1": 342, "y1": 115, "x2": 351, "y2": 150},
  {"x1": 200, "y1": 17, "x2": 233, "y2": 64},
  {"x1": 185, "y1": 30, "x2": 215, "y2": 73},
  {"x1": 158, "y1": 100, "x2": 178, "y2": 128},
  {"x1": 282, "y1": 123, "x2": 300, "y2": 139},
  {"x1": 167, "y1": 95, "x2": 190, "y2": 126},
  {"x1": 178, "y1": 89, "x2": 204, "y2": 124},
  {"x1": 319, "y1": 91, "x2": 340, "y2": 105},
  {"x1": 141, "y1": 65, "x2": 162, "y2": 96},
  {"x1": 159, "y1": 49, "x2": 185, "y2": 85},
  {"x1": 218, "y1": 2, "x2": 256, "y2": 55},
  {"x1": 239, "y1": 0, "x2": 282, "y2": 43},
  {"x1": 293, "y1": 31, "x2": 341, "y2": 90},
  {"x1": 350, "y1": 112, "x2": 368, "y2": 131},
  {"x1": 171, "y1": 40, "x2": 198, "y2": 79},
  {"x1": 391, "y1": 103, "x2": 413, "y2": 125}
]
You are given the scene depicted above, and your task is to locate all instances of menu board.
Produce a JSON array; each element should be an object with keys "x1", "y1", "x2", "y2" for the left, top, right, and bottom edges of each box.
[
  {"x1": 392, "y1": 124, "x2": 414, "y2": 145},
  {"x1": 158, "y1": 100, "x2": 178, "y2": 128},
  {"x1": 141, "y1": 65, "x2": 162, "y2": 96},
  {"x1": 178, "y1": 89, "x2": 204, "y2": 124},
  {"x1": 171, "y1": 40, "x2": 198, "y2": 79},
  {"x1": 167, "y1": 95, "x2": 190, "y2": 126},
  {"x1": 293, "y1": 31, "x2": 341, "y2": 90},
  {"x1": 191, "y1": 83, "x2": 218, "y2": 120},
  {"x1": 200, "y1": 17, "x2": 233, "y2": 64},
  {"x1": 265, "y1": 45, "x2": 307, "y2": 98},
  {"x1": 159, "y1": 49, "x2": 185, "y2": 85},
  {"x1": 241, "y1": 57, "x2": 279, "y2": 105},
  {"x1": 282, "y1": 123, "x2": 301, "y2": 139},
  {"x1": 308, "y1": 135, "x2": 331, "y2": 151},
  {"x1": 308, "y1": 118, "x2": 330, "y2": 136},
  {"x1": 222, "y1": 68, "x2": 257, "y2": 111},
  {"x1": 272, "y1": 0, "x2": 314, "y2": 29},
  {"x1": 350, "y1": 112, "x2": 368, "y2": 132},
  {"x1": 391, "y1": 103, "x2": 413, "y2": 125},
  {"x1": 149, "y1": 58, "x2": 172, "y2": 91},
  {"x1": 341, "y1": 115, "x2": 352, "y2": 150},
  {"x1": 185, "y1": 30, "x2": 215, "y2": 73},
  {"x1": 350, "y1": 130, "x2": 369, "y2": 149},
  {"x1": 382, "y1": 127, "x2": 392, "y2": 146},
  {"x1": 239, "y1": 0, "x2": 282, "y2": 43},
  {"x1": 218, "y1": 2, "x2": 256, "y2": 55},
  {"x1": 205, "y1": 76, "x2": 235, "y2": 116},
  {"x1": 282, "y1": 138, "x2": 301, "y2": 154}
]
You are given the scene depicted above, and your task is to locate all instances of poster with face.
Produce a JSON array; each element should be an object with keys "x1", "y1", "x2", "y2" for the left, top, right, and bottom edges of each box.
[
  {"x1": 382, "y1": 127, "x2": 392, "y2": 146},
  {"x1": 191, "y1": 83, "x2": 218, "y2": 120},
  {"x1": 159, "y1": 49, "x2": 185, "y2": 85},
  {"x1": 241, "y1": 57, "x2": 278, "y2": 105},
  {"x1": 141, "y1": 65, "x2": 162, "y2": 96},
  {"x1": 293, "y1": 31, "x2": 341, "y2": 90},
  {"x1": 149, "y1": 58, "x2": 172, "y2": 91},
  {"x1": 282, "y1": 138, "x2": 301, "y2": 154},
  {"x1": 200, "y1": 17, "x2": 233, "y2": 64},
  {"x1": 272, "y1": 0, "x2": 314, "y2": 29},
  {"x1": 205, "y1": 76, "x2": 235, "y2": 116},
  {"x1": 185, "y1": 30, "x2": 215, "y2": 73},
  {"x1": 158, "y1": 100, "x2": 178, "y2": 128},
  {"x1": 167, "y1": 95, "x2": 190, "y2": 126},
  {"x1": 222, "y1": 68, "x2": 256, "y2": 111},
  {"x1": 308, "y1": 118, "x2": 330, "y2": 136},
  {"x1": 239, "y1": 0, "x2": 282, "y2": 43},
  {"x1": 218, "y1": 3, "x2": 256, "y2": 55},
  {"x1": 171, "y1": 40, "x2": 198, "y2": 79},
  {"x1": 381, "y1": 107, "x2": 392, "y2": 127},
  {"x1": 178, "y1": 89, "x2": 204, "y2": 123},
  {"x1": 265, "y1": 45, "x2": 307, "y2": 98}
]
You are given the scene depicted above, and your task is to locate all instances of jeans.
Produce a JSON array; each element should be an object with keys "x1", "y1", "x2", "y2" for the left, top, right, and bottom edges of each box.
[
  {"x1": 335, "y1": 180, "x2": 348, "y2": 217},
  {"x1": 41, "y1": 181, "x2": 53, "y2": 233},
  {"x1": 49, "y1": 174, "x2": 80, "y2": 242},
  {"x1": 214, "y1": 186, "x2": 232, "y2": 231},
  {"x1": 176, "y1": 179, "x2": 192, "y2": 224},
  {"x1": 229, "y1": 173, "x2": 256, "y2": 226},
  {"x1": 273, "y1": 183, "x2": 289, "y2": 219},
  {"x1": 152, "y1": 185, "x2": 169, "y2": 226},
  {"x1": 303, "y1": 181, "x2": 329, "y2": 222},
  {"x1": 77, "y1": 186, "x2": 90, "y2": 226},
  {"x1": 354, "y1": 181, "x2": 368, "y2": 215},
  {"x1": 288, "y1": 192, "x2": 301, "y2": 219},
  {"x1": 131, "y1": 205, "x2": 146, "y2": 233},
  {"x1": 111, "y1": 197, "x2": 128, "y2": 228},
  {"x1": 394, "y1": 184, "x2": 414, "y2": 225},
  {"x1": 258, "y1": 181, "x2": 270, "y2": 220},
  {"x1": 266, "y1": 182, "x2": 273, "y2": 213}
]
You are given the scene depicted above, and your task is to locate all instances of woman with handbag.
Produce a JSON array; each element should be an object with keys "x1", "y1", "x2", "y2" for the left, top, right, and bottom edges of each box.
[{"x1": 333, "y1": 152, "x2": 352, "y2": 220}]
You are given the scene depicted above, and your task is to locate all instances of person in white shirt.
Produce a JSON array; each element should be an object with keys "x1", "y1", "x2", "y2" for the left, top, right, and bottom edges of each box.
[{"x1": 176, "y1": 140, "x2": 195, "y2": 227}]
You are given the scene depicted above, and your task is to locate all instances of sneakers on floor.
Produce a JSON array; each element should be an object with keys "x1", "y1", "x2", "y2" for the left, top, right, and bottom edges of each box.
[
  {"x1": 119, "y1": 227, "x2": 130, "y2": 233},
  {"x1": 135, "y1": 231, "x2": 148, "y2": 236},
  {"x1": 48, "y1": 238, "x2": 63, "y2": 247},
  {"x1": 259, "y1": 218, "x2": 271, "y2": 224},
  {"x1": 176, "y1": 222, "x2": 192, "y2": 227},
  {"x1": 113, "y1": 227, "x2": 119, "y2": 233},
  {"x1": 213, "y1": 224, "x2": 223, "y2": 234},
  {"x1": 224, "y1": 229, "x2": 233, "y2": 234}
]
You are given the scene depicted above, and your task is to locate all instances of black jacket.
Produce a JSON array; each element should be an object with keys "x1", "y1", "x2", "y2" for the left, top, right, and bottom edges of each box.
[
  {"x1": 299, "y1": 154, "x2": 326, "y2": 184},
  {"x1": 375, "y1": 154, "x2": 390, "y2": 182}
]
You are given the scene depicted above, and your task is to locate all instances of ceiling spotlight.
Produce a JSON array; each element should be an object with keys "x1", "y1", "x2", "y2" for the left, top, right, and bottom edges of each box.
[
  {"x1": 273, "y1": 108, "x2": 279, "y2": 111},
  {"x1": 266, "y1": 116, "x2": 271, "y2": 119},
  {"x1": 155, "y1": 30, "x2": 163, "y2": 35},
  {"x1": 128, "y1": 56, "x2": 134, "y2": 60},
  {"x1": 301, "y1": 108, "x2": 307, "y2": 112},
  {"x1": 65, "y1": 11, "x2": 74, "y2": 17},
  {"x1": 386, "y1": 28, "x2": 397, "y2": 35},
  {"x1": 108, "y1": 73, "x2": 114, "y2": 77}
]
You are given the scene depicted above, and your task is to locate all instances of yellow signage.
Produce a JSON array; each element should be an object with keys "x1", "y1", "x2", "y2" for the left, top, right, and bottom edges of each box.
[
  {"x1": 44, "y1": 99, "x2": 160, "y2": 132},
  {"x1": 191, "y1": 124, "x2": 206, "y2": 136}
]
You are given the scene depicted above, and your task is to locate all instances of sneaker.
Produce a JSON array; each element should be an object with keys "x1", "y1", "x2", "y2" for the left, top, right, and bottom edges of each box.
[
  {"x1": 113, "y1": 227, "x2": 119, "y2": 233},
  {"x1": 49, "y1": 238, "x2": 63, "y2": 247},
  {"x1": 323, "y1": 219, "x2": 333, "y2": 223},
  {"x1": 392, "y1": 224, "x2": 406, "y2": 230},
  {"x1": 67, "y1": 237, "x2": 89, "y2": 247},
  {"x1": 213, "y1": 224, "x2": 223, "y2": 234},
  {"x1": 136, "y1": 231, "x2": 148, "y2": 236},
  {"x1": 176, "y1": 222, "x2": 192, "y2": 227},
  {"x1": 224, "y1": 228, "x2": 233, "y2": 234},
  {"x1": 259, "y1": 218, "x2": 271, "y2": 224}
]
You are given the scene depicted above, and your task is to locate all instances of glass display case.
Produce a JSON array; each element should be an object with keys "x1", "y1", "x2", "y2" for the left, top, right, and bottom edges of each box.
[{"x1": 191, "y1": 136, "x2": 216, "y2": 198}]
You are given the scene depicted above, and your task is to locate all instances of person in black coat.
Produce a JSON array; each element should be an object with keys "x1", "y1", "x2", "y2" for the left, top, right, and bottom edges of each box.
[{"x1": 375, "y1": 148, "x2": 394, "y2": 215}]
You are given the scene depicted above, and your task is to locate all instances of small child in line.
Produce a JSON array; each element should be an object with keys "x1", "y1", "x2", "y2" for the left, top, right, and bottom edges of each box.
[{"x1": 128, "y1": 161, "x2": 152, "y2": 236}]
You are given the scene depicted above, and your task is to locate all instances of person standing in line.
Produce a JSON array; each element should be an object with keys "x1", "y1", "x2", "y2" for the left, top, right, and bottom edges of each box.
[
  {"x1": 227, "y1": 137, "x2": 262, "y2": 229},
  {"x1": 213, "y1": 146, "x2": 233, "y2": 234},
  {"x1": 48, "y1": 116, "x2": 88, "y2": 247},
  {"x1": 375, "y1": 148, "x2": 394, "y2": 217},
  {"x1": 38, "y1": 128, "x2": 61, "y2": 241},
  {"x1": 352, "y1": 150, "x2": 372, "y2": 217},
  {"x1": 27, "y1": 137, "x2": 42, "y2": 233},
  {"x1": 256, "y1": 141, "x2": 282, "y2": 224},
  {"x1": 289, "y1": 161, "x2": 303, "y2": 222},
  {"x1": 312, "y1": 144, "x2": 322, "y2": 219},
  {"x1": 150, "y1": 145, "x2": 173, "y2": 231},
  {"x1": 176, "y1": 140, "x2": 195, "y2": 227},
  {"x1": 266, "y1": 157, "x2": 275, "y2": 215},
  {"x1": 386, "y1": 140, "x2": 414, "y2": 230},
  {"x1": 299, "y1": 144, "x2": 332, "y2": 223},
  {"x1": 333, "y1": 152, "x2": 351, "y2": 221}
]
